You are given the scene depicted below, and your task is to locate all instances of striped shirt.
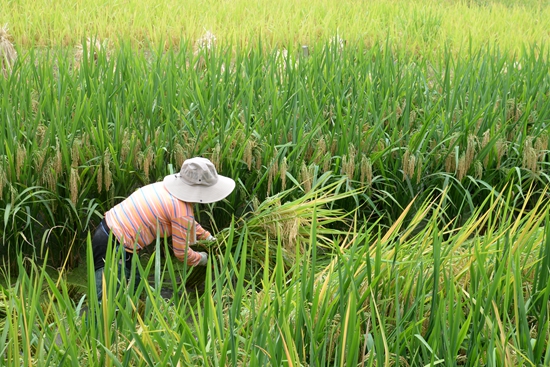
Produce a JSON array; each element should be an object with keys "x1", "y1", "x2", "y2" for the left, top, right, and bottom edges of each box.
[{"x1": 104, "y1": 181, "x2": 211, "y2": 266}]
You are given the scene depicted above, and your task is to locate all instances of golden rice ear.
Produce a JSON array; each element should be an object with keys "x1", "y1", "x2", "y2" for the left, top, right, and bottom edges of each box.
[{"x1": 0, "y1": 24, "x2": 17, "y2": 77}]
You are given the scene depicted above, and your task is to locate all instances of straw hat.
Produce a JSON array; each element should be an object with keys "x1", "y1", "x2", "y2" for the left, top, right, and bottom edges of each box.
[{"x1": 163, "y1": 157, "x2": 235, "y2": 203}]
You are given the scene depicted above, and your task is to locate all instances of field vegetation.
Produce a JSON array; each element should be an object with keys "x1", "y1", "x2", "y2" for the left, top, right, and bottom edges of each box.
[
  {"x1": 2, "y1": 0, "x2": 550, "y2": 56},
  {"x1": 1, "y1": 0, "x2": 550, "y2": 365}
]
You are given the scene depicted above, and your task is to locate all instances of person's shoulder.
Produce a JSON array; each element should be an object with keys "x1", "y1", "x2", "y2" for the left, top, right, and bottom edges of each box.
[{"x1": 155, "y1": 182, "x2": 188, "y2": 205}]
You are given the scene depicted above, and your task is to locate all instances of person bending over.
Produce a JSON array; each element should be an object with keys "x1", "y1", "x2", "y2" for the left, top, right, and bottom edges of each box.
[{"x1": 90, "y1": 157, "x2": 235, "y2": 300}]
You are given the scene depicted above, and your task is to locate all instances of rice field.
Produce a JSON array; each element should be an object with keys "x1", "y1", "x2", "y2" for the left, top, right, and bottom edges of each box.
[{"x1": 1, "y1": 0, "x2": 550, "y2": 365}]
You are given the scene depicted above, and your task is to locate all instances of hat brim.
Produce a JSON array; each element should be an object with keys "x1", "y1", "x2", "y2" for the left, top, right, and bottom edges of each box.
[{"x1": 163, "y1": 173, "x2": 236, "y2": 204}]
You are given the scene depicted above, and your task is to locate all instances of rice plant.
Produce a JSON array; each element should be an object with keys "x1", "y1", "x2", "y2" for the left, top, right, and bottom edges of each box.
[
  {"x1": 0, "y1": 184, "x2": 548, "y2": 366},
  {"x1": 0, "y1": 1, "x2": 549, "y2": 364},
  {"x1": 1, "y1": 40, "x2": 548, "y2": 265},
  {"x1": 2, "y1": 0, "x2": 550, "y2": 55}
]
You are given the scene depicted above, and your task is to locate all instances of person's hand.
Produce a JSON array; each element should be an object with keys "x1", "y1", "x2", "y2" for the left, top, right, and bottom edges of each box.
[
  {"x1": 198, "y1": 252, "x2": 208, "y2": 266},
  {"x1": 206, "y1": 235, "x2": 216, "y2": 241}
]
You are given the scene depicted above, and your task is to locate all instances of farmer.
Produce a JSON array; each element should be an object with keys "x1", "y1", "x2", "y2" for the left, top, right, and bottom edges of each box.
[{"x1": 90, "y1": 157, "x2": 235, "y2": 300}]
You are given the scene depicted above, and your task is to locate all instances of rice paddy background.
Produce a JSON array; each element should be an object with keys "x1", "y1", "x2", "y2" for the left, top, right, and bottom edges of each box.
[
  {"x1": 2, "y1": 0, "x2": 550, "y2": 54},
  {"x1": 1, "y1": 0, "x2": 550, "y2": 365}
]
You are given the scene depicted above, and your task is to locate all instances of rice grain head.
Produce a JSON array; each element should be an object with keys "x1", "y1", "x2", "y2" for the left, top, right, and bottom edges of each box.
[
  {"x1": 132, "y1": 139, "x2": 142, "y2": 167},
  {"x1": 457, "y1": 153, "x2": 467, "y2": 181},
  {"x1": 522, "y1": 137, "x2": 537, "y2": 172},
  {"x1": 415, "y1": 154, "x2": 423, "y2": 184},
  {"x1": 0, "y1": 24, "x2": 17, "y2": 77},
  {"x1": 300, "y1": 161, "x2": 313, "y2": 192},
  {"x1": 71, "y1": 139, "x2": 80, "y2": 168},
  {"x1": 466, "y1": 134, "x2": 477, "y2": 169},
  {"x1": 316, "y1": 136, "x2": 327, "y2": 163},
  {"x1": 174, "y1": 143, "x2": 185, "y2": 168},
  {"x1": 402, "y1": 149, "x2": 416, "y2": 180},
  {"x1": 322, "y1": 152, "x2": 332, "y2": 172},
  {"x1": 474, "y1": 160, "x2": 483, "y2": 180},
  {"x1": 9, "y1": 184, "x2": 16, "y2": 206},
  {"x1": 305, "y1": 141, "x2": 315, "y2": 161},
  {"x1": 82, "y1": 132, "x2": 91, "y2": 150},
  {"x1": 36, "y1": 124, "x2": 47, "y2": 147},
  {"x1": 342, "y1": 146, "x2": 356, "y2": 179},
  {"x1": 243, "y1": 138, "x2": 255, "y2": 170},
  {"x1": 154, "y1": 127, "x2": 163, "y2": 145},
  {"x1": 396, "y1": 100, "x2": 406, "y2": 120},
  {"x1": 143, "y1": 146, "x2": 155, "y2": 180},
  {"x1": 70, "y1": 168, "x2": 79, "y2": 204},
  {"x1": 281, "y1": 157, "x2": 287, "y2": 190},
  {"x1": 284, "y1": 217, "x2": 300, "y2": 253},
  {"x1": 44, "y1": 162, "x2": 56, "y2": 192},
  {"x1": 360, "y1": 154, "x2": 373, "y2": 186},
  {"x1": 267, "y1": 156, "x2": 279, "y2": 194},
  {"x1": 96, "y1": 162, "x2": 103, "y2": 194},
  {"x1": 506, "y1": 99, "x2": 523, "y2": 122},
  {"x1": 103, "y1": 149, "x2": 112, "y2": 191},
  {"x1": 535, "y1": 134, "x2": 548, "y2": 164},
  {"x1": 481, "y1": 130, "x2": 491, "y2": 150},
  {"x1": 230, "y1": 129, "x2": 244, "y2": 151},
  {"x1": 445, "y1": 150, "x2": 456, "y2": 173},
  {"x1": 495, "y1": 139, "x2": 507, "y2": 169},
  {"x1": 330, "y1": 138, "x2": 338, "y2": 155},
  {"x1": 16, "y1": 143, "x2": 26, "y2": 180},
  {"x1": 54, "y1": 140, "x2": 62, "y2": 175},
  {"x1": 120, "y1": 130, "x2": 131, "y2": 162},
  {"x1": 252, "y1": 195, "x2": 260, "y2": 212},
  {"x1": 407, "y1": 153, "x2": 416, "y2": 181}
]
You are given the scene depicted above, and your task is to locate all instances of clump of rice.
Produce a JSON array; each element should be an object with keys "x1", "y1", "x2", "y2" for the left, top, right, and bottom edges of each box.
[{"x1": 0, "y1": 24, "x2": 17, "y2": 77}]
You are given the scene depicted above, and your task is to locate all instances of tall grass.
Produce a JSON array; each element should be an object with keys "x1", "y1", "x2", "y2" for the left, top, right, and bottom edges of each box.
[
  {"x1": 2, "y1": 0, "x2": 550, "y2": 55},
  {"x1": 0, "y1": 41, "x2": 548, "y2": 265},
  {"x1": 0, "y1": 183, "x2": 549, "y2": 365}
]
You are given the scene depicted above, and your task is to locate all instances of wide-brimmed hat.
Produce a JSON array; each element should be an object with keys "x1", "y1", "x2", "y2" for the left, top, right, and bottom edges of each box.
[{"x1": 163, "y1": 157, "x2": 235, "y2": 203}]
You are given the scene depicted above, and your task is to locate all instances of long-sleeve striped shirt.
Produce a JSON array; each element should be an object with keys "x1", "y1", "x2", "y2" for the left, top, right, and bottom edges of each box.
[{"x1": 104, "y1": 181, "x2": 211, "y2": 266}]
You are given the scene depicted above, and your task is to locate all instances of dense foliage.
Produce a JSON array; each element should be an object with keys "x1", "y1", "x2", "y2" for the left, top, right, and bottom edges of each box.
[
  {"x1": 1, "y1": 42, "x2": 549, "y2": 265},
  {"x1": 1, "y1": 184, "x2": 549, "y2": 366}
]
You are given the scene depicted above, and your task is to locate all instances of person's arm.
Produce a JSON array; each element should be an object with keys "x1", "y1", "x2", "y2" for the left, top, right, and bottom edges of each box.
[
  {"x1": 195, "y1": 221, "x2": 212, "y2": 241},
  {"x1": 171, "y1": 217, "x2": 204, "y2": 266}
]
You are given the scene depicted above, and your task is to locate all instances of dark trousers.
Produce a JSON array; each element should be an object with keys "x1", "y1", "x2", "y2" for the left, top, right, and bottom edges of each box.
[{"x1": 91, "y1": 219, "x2": 141, "y2": 301}]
